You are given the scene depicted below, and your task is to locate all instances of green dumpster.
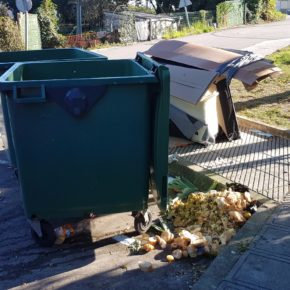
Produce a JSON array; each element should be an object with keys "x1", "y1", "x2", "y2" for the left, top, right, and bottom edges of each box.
[
  {"x1": 0, "y1": 48, "x2": 107, "y2": 168},
  {"x1": 0, "y1": 53, "x2": 169, "y2": 246}
]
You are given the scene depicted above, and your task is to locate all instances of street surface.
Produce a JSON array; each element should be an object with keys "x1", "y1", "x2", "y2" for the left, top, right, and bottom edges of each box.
[{"x1": 1, "y1": 17, "x2": 290, "y2": 289}]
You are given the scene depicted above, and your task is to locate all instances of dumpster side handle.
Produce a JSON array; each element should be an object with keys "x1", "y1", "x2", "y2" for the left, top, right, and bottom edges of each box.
[
  {"x1": 13, "y1": 85, "x2": 46, "y2": 104},
  {"x1": 135, "y1": 52, "x2": 159, "y2": 74}
]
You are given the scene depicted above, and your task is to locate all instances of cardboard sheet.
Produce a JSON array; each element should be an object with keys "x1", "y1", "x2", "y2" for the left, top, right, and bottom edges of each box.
[{"x1": 145, "y1": 40, "x2": 281, "y2": 85}]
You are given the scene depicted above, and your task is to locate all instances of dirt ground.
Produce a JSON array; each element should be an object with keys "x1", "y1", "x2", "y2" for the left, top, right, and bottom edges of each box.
[{"x1": 231, "y1": 46, "x2": 290, "y2": 129}]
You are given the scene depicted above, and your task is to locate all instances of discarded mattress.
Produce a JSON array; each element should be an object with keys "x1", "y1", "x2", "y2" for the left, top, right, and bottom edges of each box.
[{"x1": 145, "y1": 40, "x2": 281, "y2": 145}]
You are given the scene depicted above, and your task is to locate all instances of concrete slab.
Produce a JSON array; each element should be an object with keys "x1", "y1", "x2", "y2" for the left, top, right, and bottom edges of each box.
[
  {"x1": 251, "y1": 225, "x2": 290, "y2": 259},
  {"x1": 218, "y1": 280, "x2": 264, "y2": 290},
  {"x1": 270, "y1": 205, "x2": 290, "y2": 229},
  {"x1": 223, "y1": 251, "x2": 290, "y2": 290}
]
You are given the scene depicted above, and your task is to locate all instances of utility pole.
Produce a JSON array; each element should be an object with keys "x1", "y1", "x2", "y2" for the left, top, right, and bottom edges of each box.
[
  {"x1": 179, "y1": 0, "x2": 192, "y2": 27},
  {"x1": 68, "y1": 0, "x2": 82, "y2": 35},
  {"x1": 76, "y1": 0, "x2": 82, "y2": 35},
  {"x1": 16, "y1": 0, "x2": 32, "y2": 50}
]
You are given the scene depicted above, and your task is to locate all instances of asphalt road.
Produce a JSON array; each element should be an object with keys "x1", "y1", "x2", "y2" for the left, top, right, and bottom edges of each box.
[{"x1": 95, "y1": 16, "x2": 290, "y2": 59}]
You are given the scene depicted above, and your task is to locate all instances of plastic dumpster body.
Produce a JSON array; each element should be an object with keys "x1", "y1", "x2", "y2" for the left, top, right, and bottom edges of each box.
[
  {"x1": 0, "y1": 48, "x2": 107, "y2": 168},
  {"x1": 0, "y1": 53, "x2": 169, "y2": 246}
]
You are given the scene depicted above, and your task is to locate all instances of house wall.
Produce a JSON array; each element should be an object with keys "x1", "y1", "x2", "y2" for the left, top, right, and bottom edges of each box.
[{"x1": 276, "y1": 0, "x2": 290, "y2": 13}]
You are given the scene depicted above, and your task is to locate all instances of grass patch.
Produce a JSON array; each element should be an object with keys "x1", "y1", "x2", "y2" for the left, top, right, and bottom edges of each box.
[
  {"x1": 230, "y1": 46, "x2": 290, "y2": 129},
  {"x1": 162, "y1": 21, "x2": 214, "y2": 39}
]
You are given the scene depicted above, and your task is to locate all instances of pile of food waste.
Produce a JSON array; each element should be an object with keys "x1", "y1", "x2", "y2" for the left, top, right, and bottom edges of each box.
[{"x1": 131, "y1": 177, "x2": 258, "y2": 261}]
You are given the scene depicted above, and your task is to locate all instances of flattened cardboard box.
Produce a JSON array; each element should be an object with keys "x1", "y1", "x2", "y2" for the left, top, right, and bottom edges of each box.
[{"x1": 145, "y1": 40, "x2": 281, "y2": 86}]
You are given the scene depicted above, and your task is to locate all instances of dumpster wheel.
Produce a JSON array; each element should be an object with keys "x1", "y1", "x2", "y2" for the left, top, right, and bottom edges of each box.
[
  {"x1": 134, "y1": 211, "x2": 153, "y2": 234},
  {"x1": 31, "y1": 220, "x2": 56, "y2": 247}
]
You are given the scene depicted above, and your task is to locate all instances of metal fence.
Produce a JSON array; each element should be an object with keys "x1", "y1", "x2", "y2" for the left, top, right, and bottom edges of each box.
[
  {"x1": 169, "y1": 128, "x2": 290, "y2": 202},
  {"x1": 170, "y1": 10, "x2": 216, "y2": 27}
]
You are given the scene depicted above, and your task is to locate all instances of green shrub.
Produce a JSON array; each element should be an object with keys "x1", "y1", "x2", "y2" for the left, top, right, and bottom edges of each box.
[
  {"x1": 216, "y1": 1, "x2": 234, "y2": 27},
  {"x1": 127, "y1": 4, "x2": 156, "y2": 14},
  {"x1": 37, "y1": 0, "x2": 65, "y2": 48},
  {"x1": 244, "y1": 0, "x2": 263, "y2": 22},
  {"x1": 244, "y1": 0, "x2": 286, "y2": 23},
  {"x1": 261, "y1": 0, "x2": 286, "y2": 21},
  {"x1": 0, "y1": 3, "x2": 10, "y2": 17},
  {"x1": 162, "y1": 21, "x2": 214, "y2": 39},
  {"x1": 199, "y1": 10, "x2": 207, "y2": 24},
  {"x1": 118, "y1": 12, "x2": 137, "y2": 43},
  {"x1": 0, "y1": 16, "x2": 24, "y2": 51}
]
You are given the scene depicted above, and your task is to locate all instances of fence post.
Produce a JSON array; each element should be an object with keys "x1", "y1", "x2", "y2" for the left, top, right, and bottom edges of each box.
[{"x1": 149, "y1": 19, "x2": 152, "y2": 40}]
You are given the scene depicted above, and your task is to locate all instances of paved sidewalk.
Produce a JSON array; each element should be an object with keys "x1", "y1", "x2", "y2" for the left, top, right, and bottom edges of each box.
[
  {"x1": 192, "y1": 195, "x2": 290, "y2": 290},
  {"x1": 219, "y1": 200, "x2": 290, "y2": 289}
]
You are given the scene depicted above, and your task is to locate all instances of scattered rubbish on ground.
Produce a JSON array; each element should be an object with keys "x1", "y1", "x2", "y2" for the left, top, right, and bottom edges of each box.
[
  {"x1": 53, "y1": 175, "x2": 256, "y2": 265},
  {"x1": 166, "y1": 255, "x2": 175, "y2": 262},
  {"x1": 226, "y1": 182, "x2": 250, "y2": 193},
  {"x1": 128, "y1": 238, "x2": 142, "y2": 254},
  {"x1": 138, "y1": 261, "x2": 154, "y2": 272},
  {"x1": 168, "y1": 176, "x2": 198, "y2": 201},
  {"x1": 54, "y1": 218, "x2": 95, "y2": 245},
  {"x1": 112, "y1": 234, "x2": 137, "y2": 246},
  {"x1": 249, "y1": 129, "x2": 273, "y2": 138},
  {"x1": 54, "y1": 224, "x2": 76, "y2": 245},
  {"x1": 168, "y1": 153, "x2": 179, "y2": 164}
]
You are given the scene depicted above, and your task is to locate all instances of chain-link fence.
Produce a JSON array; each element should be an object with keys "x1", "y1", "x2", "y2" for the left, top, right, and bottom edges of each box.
[{"x1": 170, "y1": 10, "x2": 216, "y2": 27}]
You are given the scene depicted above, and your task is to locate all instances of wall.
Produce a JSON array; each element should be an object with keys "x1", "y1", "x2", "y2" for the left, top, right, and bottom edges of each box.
[{"x1": 103, "y1": 12, "x2": 177, "y2": 41}]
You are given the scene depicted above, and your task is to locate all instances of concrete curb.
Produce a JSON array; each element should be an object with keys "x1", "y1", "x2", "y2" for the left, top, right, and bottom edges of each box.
[{"x1": 237, "y1": 115, "x2": 290, "y2": 139}]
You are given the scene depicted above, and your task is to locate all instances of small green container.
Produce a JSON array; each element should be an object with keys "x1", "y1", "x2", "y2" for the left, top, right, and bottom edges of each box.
[
  {"x1": 0, "y1": 53, "x2": 169, "y2": 244},
  {"x1": 0, "y1": 48, "x2": 107, "y2": 168}
]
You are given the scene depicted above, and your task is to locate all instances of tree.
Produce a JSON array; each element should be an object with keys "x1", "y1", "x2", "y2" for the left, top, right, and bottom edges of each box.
[
  {"x1": 81, "y1": 0, "x2": 129, "y2": 28},
  {"x1": 0, "y1": 16, "x2": 24, "y2": 51},
  {"x1": 37, "y1": 0, "x2": 64, "y2": 48},
  {"x1": 243, "y1": 0, "x2": 285, "y2": 22},
  {"x1": 0, "y1": 2, "x2": 10, "y2": 16}
]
